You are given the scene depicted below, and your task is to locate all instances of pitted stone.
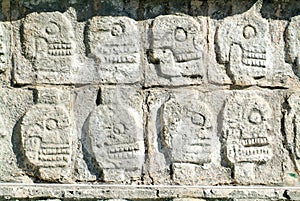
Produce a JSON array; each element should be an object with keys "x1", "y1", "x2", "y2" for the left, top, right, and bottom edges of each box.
[
  {"x1": 20, "y1": 88, "x2": 74, "y2": 182},
  {"x1": 216, "y1": 1, "x2": 273, "y2": 86},
  {"x1": 86, "y1": 87, "x2": 144, "y2": 182},
  {"x1": 16, "y1": 11, "x2": 75, "y2": 84},
  {"x1": 86, "y1": 16, "x2": 141, "y2": 84},
  {"x1": 145, "y1": 15, "x2": 207, "y2": 86}
]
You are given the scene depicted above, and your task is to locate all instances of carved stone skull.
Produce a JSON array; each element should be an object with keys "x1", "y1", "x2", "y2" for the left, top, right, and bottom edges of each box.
[
  {"x1": 223, "y1": 93, "x2": 273, "y2": 164},
  {"x1": 152, "y1": 15, "x2": 204, "y2": 78},
  {"x1": 22, "y1": 12, "x2": 75, "y2": 73},
  {"x1": 161, "y1": 97, "x2": 212, "y2": 164}
]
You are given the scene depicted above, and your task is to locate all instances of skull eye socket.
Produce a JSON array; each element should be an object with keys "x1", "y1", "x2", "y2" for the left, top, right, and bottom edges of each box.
[
  {"x1": 111, "y1": 24, "x2": 123, "y2": 36},
  {"x1": 248, "y1": 109, "x2": 263, "y2": 124},
  {"x1": 45, "y1": 118, "x2": 58, "y2": 130},
  {"x1": 191, "y1": 113, "x2": 205, "y2": 126},
  {"x1": 175, "y1": 27, "x2": 187, "y2": 42},
  {"x1": 45, "y1": 22, "x2": 60, "y2": 35},
  {"x1": 112, "y1": 123, "x2": 125, "y2": 135},
  {"x1": 243, "y1": 25, "x2": 256, "y2": 39}
]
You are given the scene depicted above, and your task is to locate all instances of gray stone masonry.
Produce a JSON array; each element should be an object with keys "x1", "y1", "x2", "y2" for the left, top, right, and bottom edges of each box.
[{"x1": 0, "y1": 0, "x2": 299, "y2": 200}]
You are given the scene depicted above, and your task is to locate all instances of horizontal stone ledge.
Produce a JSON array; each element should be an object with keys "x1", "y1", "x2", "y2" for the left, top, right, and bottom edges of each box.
[{"x1": 0, "y1": 183, "x2": 300, "y2": 200}]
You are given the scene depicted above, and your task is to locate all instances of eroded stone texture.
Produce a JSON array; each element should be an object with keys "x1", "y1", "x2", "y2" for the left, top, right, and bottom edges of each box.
[
  {"x1": 145, "y1": 15, "x2": 207, "y2": 86},
  {"x1": 222, "y1": 90, "x2": 283, "y2": 184},
  {"x1": 0, "y1": 1, "x2": 300, "y2": 200},
  {"x1": 15, "y1": 11, "x2": 75, "y2": 84},
  {"x1": 145, "y1": 88, "x2": 231, "y2": 185},
  {"x1": 86, "y1": 86, "x2": 144, "y2": 182},
  {"x1": 86, "y1": 16, "x2": 141, "y2": 84},
  {"x1": 286, "y1": 15, "x2": 300, "y2": 76},
  {"x1": 285, "y1": 92, "x2": 300, "y2": 173},
  {"x1": 161, "y1": 95, "x2": 213, "y2": 165},
  {"x1": 216, "y1": 2, "x2": 274, "y2": 86},
  {"x1": 0, "y1": 88, "x2": 33, "y2": 182},
  {"x1": 0, "y1": 23, "x2": 8, "y2": 73},
  {"x1": 20, "y1": 88, "x2": 74, "y2": 182}
]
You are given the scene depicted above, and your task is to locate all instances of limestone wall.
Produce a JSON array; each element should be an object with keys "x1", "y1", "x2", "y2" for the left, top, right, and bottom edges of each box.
[{"x1": 0, "y1": 0, "x2": 300, "y2": 200}]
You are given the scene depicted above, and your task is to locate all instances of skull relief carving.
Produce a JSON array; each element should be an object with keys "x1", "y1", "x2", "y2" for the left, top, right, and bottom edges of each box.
[
  {"x1": 216, "y1": 1, "x2": 271, "y2": 85},
  {"x1": 151, "y1": 15, "x2": 204, "y2": 79},
  {"x1": 22, "y1": 12, "x2": 75, "y2": 83},
  {"x1": 86, "y1": 103, "x2": 144, "y2": 182},
  {"x1": 86, "y1": 16, "x2": 140, "y2": 83},
  {"x1": 223, "y1": 93, "x2": 273, "y2": 164},
  {"x1": 161, "y1": 96, "x2": 213, "y2": 165},
  {"x1": 20, "y1": 89, "x2": 73, "y2": 181}
]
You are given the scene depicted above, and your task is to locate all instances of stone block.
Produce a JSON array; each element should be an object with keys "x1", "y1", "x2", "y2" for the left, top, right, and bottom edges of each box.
[
  {"x1": 83, "y1": 85, "x2": 145, "y2": 183},
  {"x1": 145, "y1": 15, "x2": 208, "y2": 87},
  {"x1": 20, "y1": 87, "x2": 75, "y2": 182},
  {"x1": 222, "y1": 89, "x2": 284, "y2": 184},
  {"x1": 145, "y1": 88, "x2": 231, "y2": 185},
  {"x1": 86, "y1": 16, "x2": 141, "y2": 84},
  {"x1": 215, "y1": 1, "x2": 296, "y2": 87},
  {"x1": 14, "y1": 11, "x2": 76, "y2": 84}
]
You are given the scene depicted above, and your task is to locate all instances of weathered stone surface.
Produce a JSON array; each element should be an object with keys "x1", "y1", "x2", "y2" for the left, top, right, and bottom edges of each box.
[
  {"x1": 86, "y1": 16, "x2": 141, "y2": 84},
  {"x1": 0, "y1": 0, "x2": 300, "y2": 200},
  {"x1": 145, "y1": 15, "x2": 207, "y2": 86},
  {"x1": 285, "y1": 92, "x2": 300, "y2": 175},
  {"x1": 216, "y1": 1, "x2": 296, "y2": 87},
  {"x1": 20, "y1": 87, "x2": 75, "y2": 182},
  {"x1": 14, "y1": 11, "x2": 76, "y2": 84},
  {"x1": 286, "y1": 15, "x2": 300, "y2": 76},
  {"x1": 85, "y1": 86, "x2": 144, "y2": 182},
  {"x1": 222, "y1": 89, "x2": 284, "y2": 184},
  {"x1": 0, "y1": 23, "x2": 9, "y2": 74},
  {"x1": 0, "y1": 88, "x2": 33, "y2": 182},
  {"x1": 145, "y1": 88, "x2": 231, "y2": 185},
  {"x1": 0, "y1": 183, "x2": 297, "y2": 200}
]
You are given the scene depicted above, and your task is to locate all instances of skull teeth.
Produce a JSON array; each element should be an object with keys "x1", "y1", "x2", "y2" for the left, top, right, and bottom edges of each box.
[
  {"x1": 48, "y1": 43, "x2": 72, "y2": 50},
  {"x1": 40, "y1": 147, "x2": 70, "y2": 155},
  {"x1": 108, "y1": 150, "x2": 137, "y2": 159},
  {"x1": 38, "y1": 154, "x2": 69, "y2": 167},
  {"x1": 109, "y1": 143, "x2": 139, "y2": 154},
  {"x1": 242, "y1": 137, "x2": 269, "y2": 147},
  {"x1": 242, "y1": 58, "x2": 266, "y2": 67},
  {"x1": 175, "y1": 52, "x2": 201, "y2": 62},
  {"x1": 190, "y1": 138, "x2": 211, "y2": 147},
  {"x1": 228, "y1": 145, "x2": 272, "y2": 163},
  {"x1": 48, "y1": 43, "x2": 72, "y2": 56},
  {"x1": 242, "y1": 48, "x2": 266, "y2": 67},
  {"x1": 237, "y1": 146, "x2": 271, "y2": 158},
  {"x1": 48, "y1": 49, "x2": 72, "y2": 56}
]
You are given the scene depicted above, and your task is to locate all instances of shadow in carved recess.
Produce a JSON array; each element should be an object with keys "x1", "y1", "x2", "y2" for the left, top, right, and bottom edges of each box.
[
  {"x1": 12, "y1": 117, "x2": 35, "y2": 181},
  {"x1": 81, "y1": 91, "x2": 104, "y2": 181},
  {"x1": 285, "y1": 15, "x2": 300, "y2": 78},
  {"x1": 285, "y1": 93, "x2": 300, "y2": 176}
]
